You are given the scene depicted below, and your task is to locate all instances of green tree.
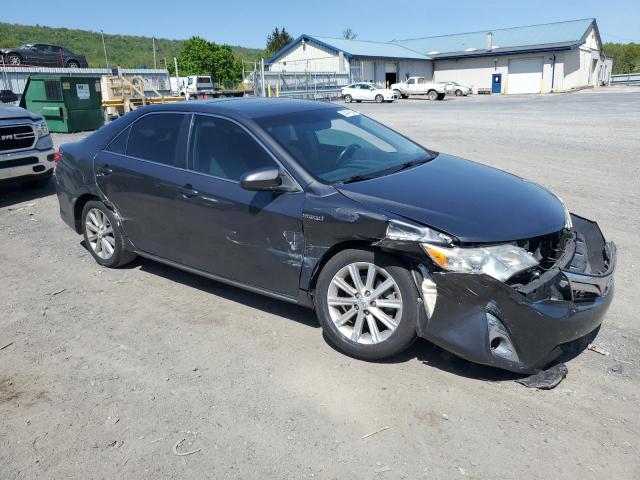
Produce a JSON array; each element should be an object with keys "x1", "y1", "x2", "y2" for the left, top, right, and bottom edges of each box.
[
  {"x1": 603, "y1": 42, "x2": 640, "y2": 74},
  {"x1": 211, "y1": 44, "x2": 242, "y2": 87},
  {"x1": 176, "y1": 36, "x2": 242, "y2": 87},
  {"x1": 342, "y1": 28, "x2": 357, "y2": 40},
  {"x1": 177, "y1": 36, "x2": 215, "y2": 76},
  {"x1": 266, "y1": 27, "x2": 293, "y2": 55}
]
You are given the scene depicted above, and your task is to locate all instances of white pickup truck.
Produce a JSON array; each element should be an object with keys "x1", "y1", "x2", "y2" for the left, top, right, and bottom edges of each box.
[
  {"x1": 390, "y1": 77, "x2": 448, "y2": 100},
  {"x1": 0, "y1": 104, "x2": 56, "y2": 188}
]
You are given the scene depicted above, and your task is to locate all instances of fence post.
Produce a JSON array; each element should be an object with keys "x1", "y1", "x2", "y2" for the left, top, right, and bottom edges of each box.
[{"x1": 260, "y1": 58, "x2": 265, "y2": 97}]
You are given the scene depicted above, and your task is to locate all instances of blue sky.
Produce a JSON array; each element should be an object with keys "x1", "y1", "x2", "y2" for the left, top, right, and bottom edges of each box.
[{"x1": 4, "y1": 0, "x2": 639, "y2": 48}]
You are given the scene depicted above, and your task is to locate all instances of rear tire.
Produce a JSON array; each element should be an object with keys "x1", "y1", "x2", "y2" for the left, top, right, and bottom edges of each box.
[
  {"x1": 375, "y1": 94, "x2": 384, "y2": 103},
  {"x1": 344, "y1": 94, "x2": 352, "y2": 103},
  {"x1": 316, "y1": 249, "x2": 418, "y2": 361},
  {"x1": 427, "y1": 90, "x2": 438, "y2": 101},
  {"x1": 6, "y1": 53, "x2": 22, "y2": 65},
  {"x1": 81, "y1": 200, "x2": 136, "y2": 268},
  {"x1": 66, "y1": 60, "x2": 80, "y2": 68},
  {"x1": 393, "y1": 89, "x2": 402, "y2": 99}
]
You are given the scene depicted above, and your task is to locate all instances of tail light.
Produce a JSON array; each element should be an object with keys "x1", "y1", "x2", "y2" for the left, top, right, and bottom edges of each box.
[{"x1": 53, "y1": 150, "x2": 63, "y2": 168}]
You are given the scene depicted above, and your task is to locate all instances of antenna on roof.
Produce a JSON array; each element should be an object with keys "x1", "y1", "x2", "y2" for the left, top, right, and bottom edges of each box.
[{"x1": 487, "y1": 32, "x2": 493, "y2": 50}]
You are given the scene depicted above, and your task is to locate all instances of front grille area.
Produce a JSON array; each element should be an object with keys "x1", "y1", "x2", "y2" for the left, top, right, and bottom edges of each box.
[
  {"x1": 0, "y1": 125, "x2": 36, "y2": 153},
  {"x1": 0, "y1": 157, "x2": 39, "y2": 169},
  {"x1": 515, "y1": 230, "x2": 569, "y2": 271}
]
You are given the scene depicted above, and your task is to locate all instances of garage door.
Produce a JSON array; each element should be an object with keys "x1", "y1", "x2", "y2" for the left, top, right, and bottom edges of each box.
[
  {"x1": 362, "y1": 61, "x2": 375, "y2": 83},
  {"x1": 508, "y1": 57, "x2": 543, "y2": 94}
]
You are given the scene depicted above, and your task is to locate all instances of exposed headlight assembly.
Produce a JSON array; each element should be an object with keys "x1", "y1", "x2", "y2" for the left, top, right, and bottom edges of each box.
[
  {"x1": 422, "y1": 243, "x2": 538, "y2": 282},
  {"x1": 385, "y1": 219, "x2": 452, "y2": 245},
  {"x1": 34, "y1": 120, "x2": 49, "y2": 138}
]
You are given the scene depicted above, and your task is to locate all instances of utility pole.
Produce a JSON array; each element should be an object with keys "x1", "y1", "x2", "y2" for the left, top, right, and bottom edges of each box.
[
  {"x1": 173, "y1": 57, "x2": 180, "y2": 92},
  {"x1": 152, "y1": 37, "x2": 157, "y2": 69},
  {"x1": 101, "y1": 30, "x2": 109, "y2": 69}
]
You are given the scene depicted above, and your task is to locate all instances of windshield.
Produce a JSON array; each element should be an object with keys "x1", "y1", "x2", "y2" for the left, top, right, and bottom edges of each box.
[{"x1": 257, "y1": 108, "x2": 434, "y2": 183}]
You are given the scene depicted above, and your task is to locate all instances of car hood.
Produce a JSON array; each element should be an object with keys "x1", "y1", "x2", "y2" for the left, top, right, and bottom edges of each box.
[
  {"x1": 336, "y1": 153, "x2": 566, "y2": 243},
  {"x1": 0, "y1": 105, "x2": 42, "y2": 121}
]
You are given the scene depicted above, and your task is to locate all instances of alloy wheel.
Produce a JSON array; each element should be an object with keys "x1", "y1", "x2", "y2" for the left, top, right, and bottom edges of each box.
[
  {"x1": 7, "y1": 54, "x2": 21, "y2": 65},
  {"x1": 327, "y1": 262, "x2": 403, "y2": 344},
  {"x1": 85, "y1": 208, "x2": 115, "y2": 260}
]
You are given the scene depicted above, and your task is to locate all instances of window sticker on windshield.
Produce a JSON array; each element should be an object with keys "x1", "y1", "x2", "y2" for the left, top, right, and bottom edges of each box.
[{"x1": 337, "y1": 109, "x2": 360, "y2": 118}]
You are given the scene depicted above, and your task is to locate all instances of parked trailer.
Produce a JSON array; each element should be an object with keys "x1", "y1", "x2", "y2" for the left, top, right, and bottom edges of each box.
[{"x1": 178, "y1": 75, "x2": 244, "y2": 99}]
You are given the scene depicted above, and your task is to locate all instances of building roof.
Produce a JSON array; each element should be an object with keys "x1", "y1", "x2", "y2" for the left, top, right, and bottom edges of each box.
[
  {"x1": 266, "y1": 34, "x2": 430, "y2": 64},
  {"x1": 267, "y1": 19, "x2": 599, "y2": 64},
  {"x1": 393, "y1": 18, "x2": 598, "y2": 59}
]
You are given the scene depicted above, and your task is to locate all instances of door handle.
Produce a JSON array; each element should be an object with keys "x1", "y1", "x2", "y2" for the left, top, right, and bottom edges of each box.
[
  {"x1": 96, "y1": 166, "x2": 113, "y2": 177},
  {"x1": 178, "y1": 184, "x2": 200, "y2": 198}
]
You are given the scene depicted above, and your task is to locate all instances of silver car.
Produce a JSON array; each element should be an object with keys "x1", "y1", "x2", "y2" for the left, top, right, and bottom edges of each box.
[{"x1": 445, "y1": 82, "x2": 472, "y2": 96}]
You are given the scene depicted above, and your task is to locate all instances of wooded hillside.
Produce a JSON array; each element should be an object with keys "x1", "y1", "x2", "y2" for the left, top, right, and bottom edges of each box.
[{"x1": 0, "y1": 22, "x2": 263, "y2": 68}]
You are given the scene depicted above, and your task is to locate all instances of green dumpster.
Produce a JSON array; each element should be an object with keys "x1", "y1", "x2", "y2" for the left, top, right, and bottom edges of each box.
[{"x1": 19, "y1": 75, "x2": 104, "y2": 133}]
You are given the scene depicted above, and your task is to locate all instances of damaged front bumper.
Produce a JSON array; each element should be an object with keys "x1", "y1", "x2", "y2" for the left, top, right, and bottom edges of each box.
[{"x1": 415, "y1": 215, "x2": 616, "y2": 373}]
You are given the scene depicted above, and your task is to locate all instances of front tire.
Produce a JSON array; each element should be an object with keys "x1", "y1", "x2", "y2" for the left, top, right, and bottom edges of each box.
[
  {"x1": 455, "y1": 89, "x2": 463, "y2": 96},
  {"x1": 316, "y1": 249, "x2": 418, "y2": 361},
  {"x1": 344, "y1": 94, "x2": 352, "y2": 103},
  {"x1": 82, "y1": 200, "x2": 136, "y2": 268},
  {"x1": 66, "y1": 60, "x2": 80, "y2": 68}
]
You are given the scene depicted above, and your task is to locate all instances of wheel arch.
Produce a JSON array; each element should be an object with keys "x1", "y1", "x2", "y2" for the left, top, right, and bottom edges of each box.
[
  {"x1": 306, "y1": 240, "x2": 374, "y2": 295},
  {"x1": 73, "y1": 193, "x2": 100, "y2": 233},
  {"x1": 305, "y1": 240, "x2": 414, "y2": 297},
  {"x1": 6, "y1": 51, "x2": 23, "y2": 61}
]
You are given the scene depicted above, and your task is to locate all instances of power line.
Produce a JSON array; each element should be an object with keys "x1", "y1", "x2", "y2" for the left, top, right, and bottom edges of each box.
[{"x1": 601, "y1": 32, "x2": 639, "y2": 43}]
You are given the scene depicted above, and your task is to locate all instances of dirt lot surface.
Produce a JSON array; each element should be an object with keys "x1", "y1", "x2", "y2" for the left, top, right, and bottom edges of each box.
[{"x1": 2, "y1": 88, "x2": 639, "y2": 479}]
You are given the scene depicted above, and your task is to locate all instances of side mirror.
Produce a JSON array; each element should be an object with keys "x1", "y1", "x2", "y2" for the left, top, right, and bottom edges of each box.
[{"x1": 240, "y1": 166, "x2": 284, "y2": 191}]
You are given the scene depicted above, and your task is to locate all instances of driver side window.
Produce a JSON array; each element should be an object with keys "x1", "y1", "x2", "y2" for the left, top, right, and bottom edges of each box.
[{"x1": 406, "y1": 78, "x2": 415, "y2": 85}]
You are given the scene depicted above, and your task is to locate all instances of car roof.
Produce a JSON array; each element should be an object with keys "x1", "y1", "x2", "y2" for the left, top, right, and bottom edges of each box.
[{"x1": 140, "y1": 97, "x2": 340, "y2": 119}]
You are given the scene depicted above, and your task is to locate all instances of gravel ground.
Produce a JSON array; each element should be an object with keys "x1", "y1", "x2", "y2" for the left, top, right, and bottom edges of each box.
[{"x1": 1, "y1": 87, "x2": 639, "y2": 479}]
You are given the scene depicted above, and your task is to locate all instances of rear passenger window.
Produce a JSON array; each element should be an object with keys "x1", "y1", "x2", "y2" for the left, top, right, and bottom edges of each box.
[
  {"x1": 105, "y1": 126, "x2": 130, "y2": 154},
  {"x1": 127, "y1": 113, "x2": 185, "y2": 166},
  {"x1": 189, "y1": 115, "x2": 275, "y2": 181}
]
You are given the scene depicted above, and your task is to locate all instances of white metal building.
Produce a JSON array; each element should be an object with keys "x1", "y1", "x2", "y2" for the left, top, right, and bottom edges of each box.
[
  {"x1": 267, "y1": 36, "x2": 431, "y2": 87},
  {"x1": 267, "y1": 19, "x2": 612, "y2": 94}
]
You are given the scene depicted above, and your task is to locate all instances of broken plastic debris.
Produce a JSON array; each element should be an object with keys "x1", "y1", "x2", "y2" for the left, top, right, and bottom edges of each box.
[
  {"x1": 515, "y1": 363, "x2": 568, "y2": 389},
  {"x1": 587, "y1": 344, "x2": 610, "y2": 356}
]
